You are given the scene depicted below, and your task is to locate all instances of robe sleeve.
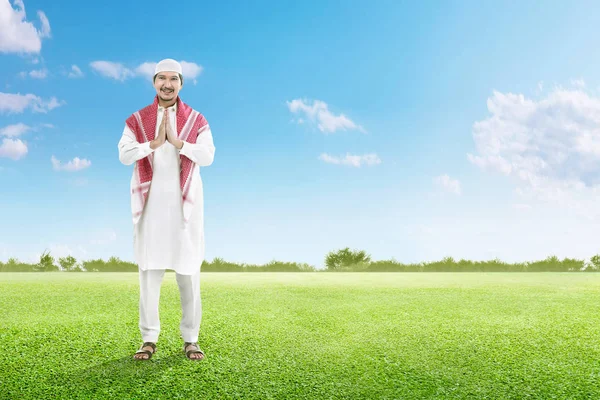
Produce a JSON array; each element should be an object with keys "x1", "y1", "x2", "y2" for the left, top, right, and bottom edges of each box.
[
  {"x1": 178, "y1": 125, "x2": 215, "y2": 166},
  {"x1": 118, "y1": 124, "x2": 155, "y2": 166}
]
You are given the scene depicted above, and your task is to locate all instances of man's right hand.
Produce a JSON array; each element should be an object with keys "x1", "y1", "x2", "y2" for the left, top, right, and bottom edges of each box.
[{"x1": 150, "y1": 110, "x2": 168, "y2": 150}]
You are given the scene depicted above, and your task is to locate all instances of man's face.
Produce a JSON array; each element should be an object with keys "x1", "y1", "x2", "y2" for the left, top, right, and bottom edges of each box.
[{"x1": 153, "y1": 71, "x2": 182, "y2": 102}]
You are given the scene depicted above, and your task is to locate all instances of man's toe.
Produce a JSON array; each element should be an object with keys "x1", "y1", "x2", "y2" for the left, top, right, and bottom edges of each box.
[{"x1": 134, "y1": 345, "x2": 154, "y2": 359}]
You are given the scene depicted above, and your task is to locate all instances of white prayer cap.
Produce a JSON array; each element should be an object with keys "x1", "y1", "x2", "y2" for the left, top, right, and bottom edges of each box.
[{"x1": 154, "y1": 58, "x2": 182, "y2": 75}]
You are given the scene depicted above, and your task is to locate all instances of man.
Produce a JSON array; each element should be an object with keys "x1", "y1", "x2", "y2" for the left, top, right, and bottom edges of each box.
[{"x1": 118, "y1": 58, "x2": 215, "y2": 361}]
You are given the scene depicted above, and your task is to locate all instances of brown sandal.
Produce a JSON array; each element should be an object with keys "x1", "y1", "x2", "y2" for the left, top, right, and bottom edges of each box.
[
  {"x1": 183, "y1": 342, "x2": 205, "y2": 361},
  {"x1": 134, "y1": 342, "x2": 156, "y2": 360}
]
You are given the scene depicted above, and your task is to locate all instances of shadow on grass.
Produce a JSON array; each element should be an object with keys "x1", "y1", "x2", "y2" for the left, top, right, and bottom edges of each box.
[{"x1": 49, "y1": 349, "x2": 209, "y2": 398}]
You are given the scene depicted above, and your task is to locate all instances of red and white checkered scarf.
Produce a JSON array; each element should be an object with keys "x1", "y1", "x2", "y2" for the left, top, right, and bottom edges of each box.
[{"x1": 125, "y1": 95, "x2": 208, "y2": 225}]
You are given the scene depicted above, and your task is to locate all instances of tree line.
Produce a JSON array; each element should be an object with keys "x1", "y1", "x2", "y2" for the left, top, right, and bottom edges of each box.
[{"x1": 1, "y1": 248, "x2": 599, "y2": 272}]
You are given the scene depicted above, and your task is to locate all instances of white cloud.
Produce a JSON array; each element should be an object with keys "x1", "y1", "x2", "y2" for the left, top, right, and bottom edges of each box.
[
  {"x1": 0, "y1": 122, "x2": 30, "y2": 137},
  {"x1": 67, "y1": 65, "x2": 83, "y2": 78},
  {"x1": 134, "y1": 62, "x2": 156, "y2": 81},
  {"x1": 17, "y1": 69, "x2": 48, "y2": 79},
  {"x1": 319, "y1": 152, "x2": 381, "y2": 167},
  {"x1": 0, "y1": 92, "x2": 65, "y2": 114},
  {"x1": 0, "y1": 0, "x2": 51, "y2": 54},
  {"x1": 571, "y1": 78, "x2": 585, "y2": 89},
  {"x1": 44, "y1": 97, "x2": 61, "y2": 110},
  {"x1": 28, "y1": 68, "x2": 47, "y2": 79},
  {"x1": 287, "y1": 98, "x2": 366, "y2": 133},
  {"x1": 93, "y1": 60, "x2": 204, "y2": 84},
  {"x1": 180, "y1": 61, "x2": 203, "y2": 85},
  {"x1": 37, "y1": 10, "x2": 50, "y2": 38},
  {"x1": 434, "y1": 174, "x2": 461, "y2": 195},
  {"x1": 513, "y1": 203, "x2": 532, "y2": 211},
  {"x1": 467, "y1": 153, "x2": 512, "y2": 175},
  {"x1": 0, "y1": 138, "x2": 27, "y2": 160},
  {"x1": 90, "y1": 61, "x2": 135, "y2": 81},
  {"x1": 468, "y1": 84, "x2": 600, "y2": 219},
  {"x1": 51, "y1": 155, "x2": 91, "y2": 171},
  {"x1": 0, "y1": 122, "x2": 53, "y2": 143}
]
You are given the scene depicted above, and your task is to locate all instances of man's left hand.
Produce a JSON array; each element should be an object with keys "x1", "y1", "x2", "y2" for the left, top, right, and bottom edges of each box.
[{"x1": 166, "y1": 116, "x2": 184, "y2": 149}]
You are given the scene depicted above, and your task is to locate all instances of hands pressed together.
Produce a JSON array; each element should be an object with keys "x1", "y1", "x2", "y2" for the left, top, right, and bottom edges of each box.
[{"x1": 150, "y1": 109, "x2": 183, "y2": 150}]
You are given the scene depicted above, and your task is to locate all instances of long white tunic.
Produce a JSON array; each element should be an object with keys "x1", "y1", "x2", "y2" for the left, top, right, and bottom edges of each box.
[{"x1": 118, "y1": 102, "x2": 215, "y2": 275}]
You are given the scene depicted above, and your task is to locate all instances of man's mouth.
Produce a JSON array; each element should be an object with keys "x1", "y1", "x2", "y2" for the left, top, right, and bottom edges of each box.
[{"x1": 161, "y1": 89, "x2": 173, "y2": 94}]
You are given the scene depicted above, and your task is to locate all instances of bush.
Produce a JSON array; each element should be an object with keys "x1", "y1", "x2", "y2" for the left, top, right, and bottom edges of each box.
[
  {"x1": 35, "y1": 250, "x2": 59, "y2": 272},
  {"x1": 201, "y1": 257, "x2": 244, "y2": 272},
  {"x1": 0, "y1": 251, "x2": 598, "y2": 273},
  {"x1": 58, "y1": 255, "x2": 77, "y2": 271},
  {"x1": 0, "y1": 258, "x2": 36, "y2": 272},
  {"x1": 202, "y1": 258, "x2": 316, "y2": 272},
  {"x1": 335, "y1": 261, "x2": 370, "y2": 272},
  {"x1": 587, "y1": 255, "x2": 600, "y2": 271},
  {"x1": 245, "y1": 260, "x2": 316, "y2": 272},
  {"x1": 325, "y1": 247, "x2": 371, "y2": 271},
  {"x1": 83, "y1": 256, "x2": 137, "y2": 272}
]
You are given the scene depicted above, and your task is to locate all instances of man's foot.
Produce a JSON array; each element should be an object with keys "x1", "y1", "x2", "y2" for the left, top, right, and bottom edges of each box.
[
  {"x1": 184, "y1": 342, "x2": 205, "y2": 360},
  {"x1": 133, "y1": 342, "x2": 156, "y2": 360}
]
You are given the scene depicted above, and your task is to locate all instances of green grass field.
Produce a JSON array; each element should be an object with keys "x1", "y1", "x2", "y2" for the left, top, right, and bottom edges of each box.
[{"x1": 2, "y1": 272, "x2": 600, "y2": 399}]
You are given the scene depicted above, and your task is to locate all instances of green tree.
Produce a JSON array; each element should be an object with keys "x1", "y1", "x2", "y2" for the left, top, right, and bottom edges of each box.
[
  {"x1": 58, "y1": 255, "x2": 78, "y2": 271},
  {"x1": 36, "y1": 250, "x2": 59, "y2": 272},
  {"x1": 325, "y1": 247, "x2": 371, "y2": 271},
  {"x1": 587, "y1": 255, "x2": 600, "y2": 271}
]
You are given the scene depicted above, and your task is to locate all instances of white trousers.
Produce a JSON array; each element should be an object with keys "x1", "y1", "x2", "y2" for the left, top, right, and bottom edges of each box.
[{"x1": 138, "y1": 268, "x2": 202, "y2": 343}]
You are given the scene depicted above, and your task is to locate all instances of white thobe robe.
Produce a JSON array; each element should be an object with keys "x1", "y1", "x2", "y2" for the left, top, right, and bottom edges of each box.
[{"x1": 118, "y1": 102, "x2": 215, "y2": 275}]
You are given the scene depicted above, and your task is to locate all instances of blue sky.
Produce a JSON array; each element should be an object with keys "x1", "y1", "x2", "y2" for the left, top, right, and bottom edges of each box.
[{"x1": 2, "y1": 0, "x2": 600, "y2": 268}]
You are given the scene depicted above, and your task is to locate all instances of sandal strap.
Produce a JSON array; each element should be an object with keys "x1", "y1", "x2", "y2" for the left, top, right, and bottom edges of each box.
[
  {"x1": 186, "y1": 349, "x2": 204, "y2": 357},
  {"x1": 142, "y1": 342, "x2": 156, "y2": 351},
  {"x1": 184, "y1": 342, "x2": 204, "y2": 355}
]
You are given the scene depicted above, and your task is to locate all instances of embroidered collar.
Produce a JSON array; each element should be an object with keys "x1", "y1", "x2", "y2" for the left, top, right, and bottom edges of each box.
[{"x1": 158, "y1": 102, "x2": 178, "y2": 113}]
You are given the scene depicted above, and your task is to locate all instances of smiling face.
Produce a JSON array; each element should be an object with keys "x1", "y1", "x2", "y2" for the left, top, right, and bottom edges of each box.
[{"x1": 153, "y1": 71, "x2": 183, "y2": 105}]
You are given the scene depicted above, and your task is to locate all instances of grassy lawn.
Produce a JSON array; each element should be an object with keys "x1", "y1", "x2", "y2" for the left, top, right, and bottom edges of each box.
[{"x1": 1, "y1": 272, "x2": 600, "y2": 399}]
